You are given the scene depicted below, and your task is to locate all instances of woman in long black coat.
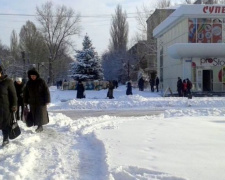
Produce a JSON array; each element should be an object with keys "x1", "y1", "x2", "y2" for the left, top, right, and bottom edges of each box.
[
  {"x1": 126, "y1": 82, "x2": 133, "y2": 95},
  {"x1": 0, "y1": 66, "x2": 17, "y2": 146},
  {"x1": 107, "y1": 81, "x2": 114, "y2": 99},
  {"x1": 76, "y1": 80, "x2": 85, "y2": 99},
  {"x1": 23, "y1": 68, "x2": 50, "y2": 132}
]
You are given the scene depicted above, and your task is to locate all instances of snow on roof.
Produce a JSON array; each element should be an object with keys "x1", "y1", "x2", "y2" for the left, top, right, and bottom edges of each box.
[{"x1": 153, "y1": 4, "x2": 225, "y2": 38}]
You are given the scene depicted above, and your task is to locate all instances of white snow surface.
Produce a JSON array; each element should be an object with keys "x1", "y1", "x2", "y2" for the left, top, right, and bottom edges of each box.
[{"x1": 1, "y1": 85, "x2": 225, "y2": 180}]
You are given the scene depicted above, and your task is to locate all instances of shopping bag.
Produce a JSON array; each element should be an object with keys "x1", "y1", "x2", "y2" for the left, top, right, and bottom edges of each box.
[
  {"x1": 26, "y1": 112, "x2": 34, "y2": 127},
  {"x1": 9, "y1": 112, "x2": 21, "y2": 140},
  {"x1": 24, "y1": 106, "x2": 34, "y2": 127}
]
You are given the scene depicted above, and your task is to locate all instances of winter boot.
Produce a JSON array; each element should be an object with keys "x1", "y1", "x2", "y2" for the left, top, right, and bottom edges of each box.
[
  {"x1": 2, "y1": 135, "x2": 9, "y2": 147},
  {"x1": 35, "y1": 125, "x2": 43, "y2": 133},
  {"x1": 2, "y1": 139, "x2": 9, "y2": 147},
  {"x1": 2, "y1": 129, "x2": 9, "y2": 147}
]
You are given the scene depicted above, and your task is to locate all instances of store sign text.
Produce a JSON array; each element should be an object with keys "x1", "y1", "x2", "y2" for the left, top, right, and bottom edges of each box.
[
  {"x1": 203, "y1": 6, "x2": 225, "y2": 14},
  {"x1": 200, "y1": 58, "x2": 225, "y2": 66}
]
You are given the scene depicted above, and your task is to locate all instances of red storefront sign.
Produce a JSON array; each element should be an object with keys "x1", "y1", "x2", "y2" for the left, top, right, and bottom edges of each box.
[{"x1": 203, "y1": 6, "x2": 225, "y2": 14}]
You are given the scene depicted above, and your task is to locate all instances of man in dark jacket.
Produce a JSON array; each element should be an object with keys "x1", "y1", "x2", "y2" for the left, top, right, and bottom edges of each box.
[
  {"x1": 14, "y1": 77, "x2": 25, "y2": 120},
  {"x1": 149, "y1": 78, "x2": 155, "y2": 92},
  {"x1": 138, "y1": 77, "x2": 144, "y2": 91},
  {"x1": 107, "y1": 81, "x2": 114, "y2": 99},
  {"x1": 155, "y1": 77, "x2": 159, "y2": 92},
  {"x1": 76, "y1": 80, "x2": 85, "y2": 99},
  {"x1": 23, "y1": 68, "x2": 50, "y2": 133},
  {"x1": 186, "y1": 78, "x2": 192, "y2": 95},
  {"x1": 126, "y1": 81, "x2": 133, "y2": 95},
  {"x1": 0, "y1": 66, "x2": 17, "y2": 146},
  {"x1": 177, "y1": 77, "x2": 183, "y2": 97}
]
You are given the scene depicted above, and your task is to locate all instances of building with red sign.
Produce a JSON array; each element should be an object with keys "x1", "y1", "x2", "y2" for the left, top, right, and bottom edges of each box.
[{"x1": 153, "y1": 4, "x2": 225, "y2": 93}]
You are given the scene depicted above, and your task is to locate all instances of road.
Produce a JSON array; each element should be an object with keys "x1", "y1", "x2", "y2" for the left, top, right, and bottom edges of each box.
[{"x1": 50, "y1": 109, "x2": 163, "y2": 120}]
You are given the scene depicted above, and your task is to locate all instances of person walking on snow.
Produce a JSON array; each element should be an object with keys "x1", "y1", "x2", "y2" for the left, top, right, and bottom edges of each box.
[
  {"x1": 138, "y1": 77, "x2": 144, "y2": 91},
  {"x1": 149, "y1": 78, "x2": 155, "y2": 92},
  {"x1": 126, "y1": 81, "x2": 133, "y2": 95},
  {"x1": 76, "y1": 80, "x2": 85, "y2": 99},
  {"x1": 182, "y1": 79, "x2": 187, "y2": 97},
  {"x1": 186, "y1": 78, "x2": 192, "y2": 95},
  {"x1": 107, "y1": 81, "x2": 114, "y2": 99},
  {"x1": 23, "y1": 68, "x2": 50, "y2": 133},
  {"x1": 14, "y1": 77, "x2": 25, "y2": 120},
  {"x1": 0, "y1": 65, "x2": 17, "y2": 146},
  {"x1": 177, "y1": 77, "x2": 183, "y2": 97},
  {"x1": 155, "y1": 77, "x2": 159, "y2": 92}
]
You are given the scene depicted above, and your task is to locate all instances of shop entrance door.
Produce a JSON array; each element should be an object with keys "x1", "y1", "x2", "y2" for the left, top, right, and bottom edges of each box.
[{"x1": 203, "y1": 70, "x2": 213, "y2": 91}]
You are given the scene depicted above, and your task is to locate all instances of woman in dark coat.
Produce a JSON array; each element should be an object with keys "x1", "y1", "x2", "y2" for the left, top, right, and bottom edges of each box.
[
  {"x1": 0, "y1": 66, "x2": 17, "y2": 146},
  {"x1": 23, "y1": 68, "x2": 50, "y2": 132},
  {"x1": 138, "y1": 77, "x2": 144, "y2": 91},
  {"x1": 107, "y1": 81, "x2": 114, "y2": 99},
  {"x1": 155, "y1": 77, "x2": 159, "y2": 92},
  {"x1": 149, "y1": 78, "x2": 155, "y2": 92},
  {"x1": 76, "y1": 80, "x2": 85, "y2": 99},
  {"x1": 14, "y1": 77, "x2": 25, "y2": 120},
  {"x1": 126, "y1": 82, "x2": 133, "y2": 95},
  {"x1": 177, "y1": 77, "x2": 183, "y2": 97}
]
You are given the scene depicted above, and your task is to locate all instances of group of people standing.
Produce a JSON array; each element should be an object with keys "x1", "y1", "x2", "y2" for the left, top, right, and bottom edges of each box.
[
  {"x1": 76, "y1": 79, "x2": 133, "y2": 100},
  {"x1": 177, "y1": 77, "x2": 192, "y2": 97},
  {"x1": 0, "y1": 66, "x2": 50, "y2": 147},
  {"x1": 138, "y1": 76, "x2": 159, "y2": 92}
]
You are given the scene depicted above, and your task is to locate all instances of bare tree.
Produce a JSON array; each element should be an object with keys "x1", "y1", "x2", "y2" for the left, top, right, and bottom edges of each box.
[
  {"x1": 185, "y1": 0, "x2": 194, "y2": 3},
  {"x1": 102, "y1": 4, "x2": 129, "y2": 83},
  {"x1": 135, "y1": 5, "x2": 153, "y2": 41},
  {"x1": 36, "y1": 1, "x2": 81, "y2": 85},
  {"x1": 157, "y1": 0, "x2": 171, "y2": 8},
  {"x1": 0, "y1": 41, "x2": 15, "y2": 76},
  {"x1": 130, "y1": 0, "x2": 172, "y2": 79},
  {"x1": 133, "y1": 0, "x2": 171, "y2": 45},
  {"x1": 110, "y1": 4, "x2": 129, "y2": 52},
  {"x1": 19, "y1": 21, "x2": 49, "y2": 80},
  {"x1": 10, "y1": 30, "x2": 20, "y2": 62},
  {"x1": 213, "y1": 0, "x2": 225, "y2": 3}
]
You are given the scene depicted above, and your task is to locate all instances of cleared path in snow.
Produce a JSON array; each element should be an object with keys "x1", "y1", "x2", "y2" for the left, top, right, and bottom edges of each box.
[{"x1": 50, "y1": 109, "x2": 163, "y2": 120}]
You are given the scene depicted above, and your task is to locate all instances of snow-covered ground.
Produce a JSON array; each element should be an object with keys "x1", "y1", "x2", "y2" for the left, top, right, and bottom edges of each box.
[{"x1": 1, "y1": 85, "x2": 225, "y2": 180}]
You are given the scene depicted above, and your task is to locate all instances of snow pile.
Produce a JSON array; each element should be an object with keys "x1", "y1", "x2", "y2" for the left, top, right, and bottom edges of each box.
[{"x1": 1, "y1": 85, "x2": 225, "y2": 180}]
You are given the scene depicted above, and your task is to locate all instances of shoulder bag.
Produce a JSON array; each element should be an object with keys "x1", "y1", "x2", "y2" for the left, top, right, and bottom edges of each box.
[{"x1": 9, "y1": 112, "x2": 21, "y2": 140}]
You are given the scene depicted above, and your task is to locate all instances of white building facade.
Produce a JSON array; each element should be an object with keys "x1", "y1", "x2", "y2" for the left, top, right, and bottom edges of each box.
[{"x1": 153, "y1": 4, "x2": 225, "y2": 93}]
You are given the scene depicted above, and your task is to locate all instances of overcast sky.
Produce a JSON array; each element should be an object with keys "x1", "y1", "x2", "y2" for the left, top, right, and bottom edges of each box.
[{"x1": 0, "y1": 0, "x2": 183, "y2": 56}]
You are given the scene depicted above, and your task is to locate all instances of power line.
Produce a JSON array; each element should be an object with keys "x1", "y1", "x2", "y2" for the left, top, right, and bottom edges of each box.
[{"x1": 0, "y1": 12, "x2": 149, "y2": 18}]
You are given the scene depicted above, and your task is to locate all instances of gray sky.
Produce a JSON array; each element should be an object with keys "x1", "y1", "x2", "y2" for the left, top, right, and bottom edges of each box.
[{"x1": 0, "y1": 0, "x2": 183, "y2": 56}]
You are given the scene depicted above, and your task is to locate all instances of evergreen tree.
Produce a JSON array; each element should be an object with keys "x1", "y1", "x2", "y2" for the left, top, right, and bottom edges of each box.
[{"x1": 70, "y1": 35, "x2": 103, "y2": 81}]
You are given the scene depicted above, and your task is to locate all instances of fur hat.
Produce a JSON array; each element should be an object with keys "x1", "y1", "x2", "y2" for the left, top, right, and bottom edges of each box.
[
  {"x1": 16, "y1": 77, "x2": 22, "y2": 82},
  {"x1": 28, "y1": 68, "x2": 39, "y2": 76}
]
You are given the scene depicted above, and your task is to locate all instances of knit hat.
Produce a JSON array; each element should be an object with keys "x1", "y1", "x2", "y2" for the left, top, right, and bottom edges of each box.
[{"x1": 16, "y1": 77, "x2": 22, "y2": 82}]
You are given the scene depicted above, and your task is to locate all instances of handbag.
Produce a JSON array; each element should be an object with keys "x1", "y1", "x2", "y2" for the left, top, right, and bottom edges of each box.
[
  {"x1": 9, "y1": 112, "x2": 21, "y2": 140},
  {"x1": 24, "y1": 106, "x2": 34, "y2": 127}
]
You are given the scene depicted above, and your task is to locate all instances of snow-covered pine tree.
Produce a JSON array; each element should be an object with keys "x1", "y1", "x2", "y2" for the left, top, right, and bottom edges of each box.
[{"x1": 70, "y1": 35, "x2": 103, "y2": 81}]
